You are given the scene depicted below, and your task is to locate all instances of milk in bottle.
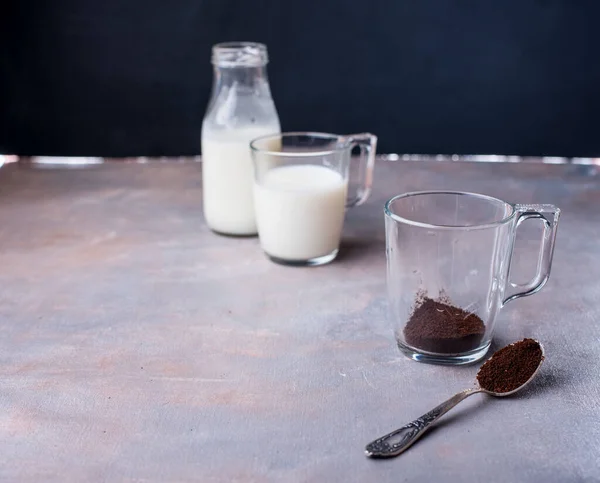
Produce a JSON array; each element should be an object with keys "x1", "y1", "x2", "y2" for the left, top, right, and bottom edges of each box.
[{"x1": 201, "y1": 42, "x2": 280, "y2": 235}]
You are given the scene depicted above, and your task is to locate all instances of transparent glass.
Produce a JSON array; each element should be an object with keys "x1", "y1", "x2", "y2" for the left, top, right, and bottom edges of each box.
[
  {"x1": 385, "y1": 191, "x2": 560, "y2": 365},
  {"x1": 250, "y1": 132, "x2": 377, "y2": 266},
  {"x1": 201, "y1": 42, "x2": 281, "y2": 236}
]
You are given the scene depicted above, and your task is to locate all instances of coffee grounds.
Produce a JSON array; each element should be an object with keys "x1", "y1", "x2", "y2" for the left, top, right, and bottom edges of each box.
[
  {"x1": 403, "y1": 297, "x2": 485, "y2": 354},
  {"x1": 476, "y1": 338, "x2": 543, "y2": 393}
]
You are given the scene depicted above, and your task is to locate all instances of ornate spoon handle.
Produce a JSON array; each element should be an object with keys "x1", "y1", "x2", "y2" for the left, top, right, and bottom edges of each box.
[{"x1": 365, "y1": 387, "x2": 482, "y2": 458}]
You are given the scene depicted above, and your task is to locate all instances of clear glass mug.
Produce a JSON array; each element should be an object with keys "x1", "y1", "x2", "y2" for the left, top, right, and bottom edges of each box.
[
  {"x1": 385, "y1": 191, "x2": 560, "y2": 365},
  {"x1": 250, "y1": 132, "x2": 377, "y2": 266}
]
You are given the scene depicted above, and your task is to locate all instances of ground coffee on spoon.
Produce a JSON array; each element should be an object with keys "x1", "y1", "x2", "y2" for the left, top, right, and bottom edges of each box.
[{"x1": 476, "y1": 338, "x2": 544, "y2": 393}]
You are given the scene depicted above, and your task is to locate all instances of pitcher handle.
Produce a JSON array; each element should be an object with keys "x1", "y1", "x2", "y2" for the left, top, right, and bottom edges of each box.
[
  {"x1": 502, "y1": 204, "x2": 561, "y2": 305},
  {"x1": 344, "y1": 133, "x2": 377, "y2": 208}
]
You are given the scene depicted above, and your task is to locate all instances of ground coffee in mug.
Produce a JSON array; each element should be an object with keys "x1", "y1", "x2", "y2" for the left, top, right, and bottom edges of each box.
[{"x1": 403, "y1": 296, "x2": 485, "y2": 354}]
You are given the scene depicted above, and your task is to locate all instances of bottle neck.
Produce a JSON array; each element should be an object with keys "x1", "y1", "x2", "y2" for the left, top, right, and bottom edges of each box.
[{"x1": 213, "y1": 65, "x2": 271, "y2": 94}]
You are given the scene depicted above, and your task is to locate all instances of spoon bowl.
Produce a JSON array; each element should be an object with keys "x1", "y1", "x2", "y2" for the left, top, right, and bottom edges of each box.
[{"x1": 477, "y1": 339, "x2": 545, "y2": 397}]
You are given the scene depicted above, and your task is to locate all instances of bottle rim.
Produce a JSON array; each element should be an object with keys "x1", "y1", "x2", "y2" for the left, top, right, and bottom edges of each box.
[{"x1": 212, "y1": 42, "x2": 268, "y2": 67}]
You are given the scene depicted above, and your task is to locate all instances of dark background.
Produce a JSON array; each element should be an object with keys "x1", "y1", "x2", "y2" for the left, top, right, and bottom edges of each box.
[{"x1": 1, "y1": 0, "x2": 599, "y2": 157}]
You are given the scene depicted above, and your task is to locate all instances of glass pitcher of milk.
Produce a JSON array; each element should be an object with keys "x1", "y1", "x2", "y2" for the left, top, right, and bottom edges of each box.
[{"x1": 201, "y1": 42, "x2": 281, "y2": 236}]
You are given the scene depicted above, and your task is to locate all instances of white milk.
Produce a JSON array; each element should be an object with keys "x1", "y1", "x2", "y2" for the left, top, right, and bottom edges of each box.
[
  {"x1": 202, "y1": 126, "x2": 279, "y2": 235},
  {"x1": 254, "y1": 164, "x2": 348, "y2": 261}
]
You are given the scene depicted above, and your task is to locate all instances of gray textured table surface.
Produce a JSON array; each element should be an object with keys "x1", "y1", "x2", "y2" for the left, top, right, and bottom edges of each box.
[{"x1": 0, "y1": 160, "x2": 599, "y2": 482}]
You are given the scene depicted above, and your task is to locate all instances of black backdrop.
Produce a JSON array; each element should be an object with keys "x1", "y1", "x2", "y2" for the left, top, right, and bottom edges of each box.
[{"x1": 1, "y1": 0, "x2": 599, "y2": 157}]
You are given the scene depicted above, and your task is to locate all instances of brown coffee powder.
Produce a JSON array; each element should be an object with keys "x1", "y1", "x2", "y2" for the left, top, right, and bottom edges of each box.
[
  {"x1": 476, "y1": 338, "x2": 544, "y2": 393},
  {"x1": 403, "y1": 297, "x2": 485, "y2": 354}
]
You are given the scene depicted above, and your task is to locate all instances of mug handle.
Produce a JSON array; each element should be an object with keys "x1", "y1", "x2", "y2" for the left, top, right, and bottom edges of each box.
[
  {"x1": 344, "y1": 133, "x2": 378, "y2": 208},
  {"x1": 502, "y1": 204, "x2": 561, "y2": 305}
]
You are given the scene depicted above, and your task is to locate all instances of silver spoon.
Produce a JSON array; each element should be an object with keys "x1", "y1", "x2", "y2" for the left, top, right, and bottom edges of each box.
[{"x1": 365, "y1": 339, "x2": 545, "y2": 458}]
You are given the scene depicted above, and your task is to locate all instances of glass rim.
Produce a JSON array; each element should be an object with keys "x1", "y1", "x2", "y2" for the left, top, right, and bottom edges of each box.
[
  {"x1": 213, "y1": 41, "x2": 267, "y2": 51},
  {"x1": 212, "y1": 42, "x2": 268, "y2": 66},
  {"x1": 384, "y1": 190, "x2": 516, "y2": 230},
  {"x1": 250, "y1": 131, "x2": 349, "y2": 158}
]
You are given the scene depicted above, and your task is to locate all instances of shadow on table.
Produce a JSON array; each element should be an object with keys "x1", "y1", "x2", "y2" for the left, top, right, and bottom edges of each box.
[
  {"x1": 337, "y1": 238, "x2": 385, "y2": 263},
  {"x1": 427, "y1": 396, "x2": 490, "y2": 435},
  {"x1": 510, "y1": 367, "x2": 571, "y2": 399}
]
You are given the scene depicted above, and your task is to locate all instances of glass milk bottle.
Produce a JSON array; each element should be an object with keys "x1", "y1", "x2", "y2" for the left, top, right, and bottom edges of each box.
[{"x1": 201, "y1": 42, "x2": 281, "y2": 236}]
